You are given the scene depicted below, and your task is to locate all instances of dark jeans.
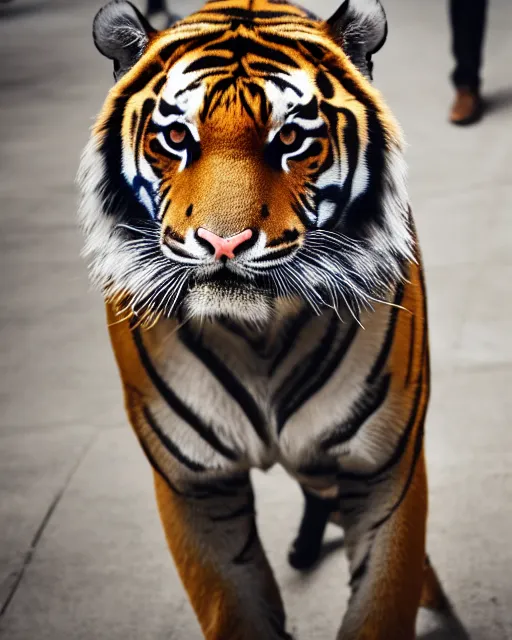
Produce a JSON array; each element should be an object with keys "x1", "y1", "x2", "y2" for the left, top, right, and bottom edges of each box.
[
  {"x1": 450, "y1": 0, "x2": 488, "y2": 91},
  {"x1": 147, "y1": 0, "x2": 167, "y2": 13}
]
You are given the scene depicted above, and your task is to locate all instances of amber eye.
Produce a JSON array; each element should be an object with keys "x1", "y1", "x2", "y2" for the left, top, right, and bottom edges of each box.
[
  {"x1": 279, "y1": 125, "x2": 298, "y2": 146},
  {"x1": 169, "y1": 124, "x2": 187, "y2": 145}
]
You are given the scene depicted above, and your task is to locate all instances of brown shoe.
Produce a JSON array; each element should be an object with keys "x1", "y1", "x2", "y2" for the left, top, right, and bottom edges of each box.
[{"x1": 450, "y1": 87, "x2": 484, "y2": 125}]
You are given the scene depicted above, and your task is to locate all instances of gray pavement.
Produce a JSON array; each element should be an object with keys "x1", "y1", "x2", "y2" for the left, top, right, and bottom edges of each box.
[{"x1": 0, "y1": 0, "x2": 511, "y2": 638}]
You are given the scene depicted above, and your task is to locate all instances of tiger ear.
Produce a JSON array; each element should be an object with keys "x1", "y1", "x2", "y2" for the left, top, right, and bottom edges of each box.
[
  {"x1": 326, "y1": 0, "x2": 388, "y2": 80},
  {"x1": 93, "y1": 1, "x2": 157, "y2": 81}
]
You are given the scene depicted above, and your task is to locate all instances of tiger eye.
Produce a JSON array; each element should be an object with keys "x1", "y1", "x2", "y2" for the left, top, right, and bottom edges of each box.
[
  {"x1": 169, "y1": 126, "x2": 186, "y2": 145},
  {"x1": 279, "y1": 126, "x2": 297, "y2": 146}
]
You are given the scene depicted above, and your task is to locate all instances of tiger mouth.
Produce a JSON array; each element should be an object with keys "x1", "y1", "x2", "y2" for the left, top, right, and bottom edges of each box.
[
  {"x1": 184, "y1": 267, "x2": 276, "y2": 322},
  {"x1": 192, "y1": 267, "x2": 272, "y2": 294}
]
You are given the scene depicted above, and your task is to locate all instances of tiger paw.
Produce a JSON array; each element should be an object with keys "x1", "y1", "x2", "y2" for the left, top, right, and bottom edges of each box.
[{"x1": 288, "y1": 538, "x2": 322, "y2": 571}]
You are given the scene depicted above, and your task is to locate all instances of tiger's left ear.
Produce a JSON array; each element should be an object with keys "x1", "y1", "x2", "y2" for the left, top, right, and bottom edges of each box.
[
  {"x1": 326, "y1": 0, "x2": 387, "y2": 80},
  {"x1": 93, "y1": 0, "x2": 157, "y2": 81}
]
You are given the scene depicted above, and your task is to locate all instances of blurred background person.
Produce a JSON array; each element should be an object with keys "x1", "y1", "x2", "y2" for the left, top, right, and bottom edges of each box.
[
  {"x1": 146, "y1": 0, "x2": 166, "y2": 15},
  {"x1": 146, "y1": 0, "x2": 176, "y2": 28},
  {"x1": 449, "y1": 0, "x2": 488, "y2": 125}
]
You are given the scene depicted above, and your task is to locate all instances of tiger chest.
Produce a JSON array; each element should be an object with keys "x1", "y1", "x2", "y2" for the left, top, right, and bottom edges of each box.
[{"x1": 136, "y1": 305, "x2": 395, "y2": 480}]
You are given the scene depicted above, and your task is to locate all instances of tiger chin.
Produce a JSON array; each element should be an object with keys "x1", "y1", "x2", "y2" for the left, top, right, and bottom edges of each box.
[{"x1": 77, "y1": 1, "x2": 453, "y2": 639}]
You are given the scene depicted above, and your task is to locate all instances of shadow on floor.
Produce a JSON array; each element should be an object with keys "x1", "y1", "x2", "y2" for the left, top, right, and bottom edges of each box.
[
  {"x1": 418, "y1": 607, "x2": 472, "y2": 640},
  {"x1": 485, "y1": 86, "x2": 512, "y2": 116}
]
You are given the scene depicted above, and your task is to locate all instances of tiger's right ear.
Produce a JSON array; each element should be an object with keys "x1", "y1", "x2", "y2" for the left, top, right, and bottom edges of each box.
[
  {"x1": 326, "y1": 0, "x2": 387, "y2": 80},
  {"x1": 93, "y1": 0, "x2": 157, "y2": 81}
]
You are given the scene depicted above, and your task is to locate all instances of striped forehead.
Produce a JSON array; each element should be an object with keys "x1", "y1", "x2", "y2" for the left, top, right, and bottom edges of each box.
[
  {"x1": 156, "y1": 58, "x2": 207, "y2": 124},
  {"x1": 154, "y1": 61, "x2": 316, "y2": 129},
  {"x1": 265, "y1": 70, "x2": 316, "y2": 125}
]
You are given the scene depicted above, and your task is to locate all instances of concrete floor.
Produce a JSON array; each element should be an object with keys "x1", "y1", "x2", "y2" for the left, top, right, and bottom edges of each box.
[{"x1": 0, "y1": 0, "x2": 511, "y2": 638}]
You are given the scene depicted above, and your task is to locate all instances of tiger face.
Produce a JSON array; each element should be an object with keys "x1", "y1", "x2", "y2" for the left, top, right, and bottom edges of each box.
[{"x1": 78, "y1": 0, "x2": 413, "y2": 325}]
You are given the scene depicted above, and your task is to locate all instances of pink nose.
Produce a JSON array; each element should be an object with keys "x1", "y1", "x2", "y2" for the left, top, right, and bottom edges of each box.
[{"x1": 197, "y1": 228, "x2": 253, "y2": 260}]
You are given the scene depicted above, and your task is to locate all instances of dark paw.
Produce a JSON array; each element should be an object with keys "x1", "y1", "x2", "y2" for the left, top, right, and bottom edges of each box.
[{"x1": 288, "y1": 538, "x2": 322, "y2": 571}]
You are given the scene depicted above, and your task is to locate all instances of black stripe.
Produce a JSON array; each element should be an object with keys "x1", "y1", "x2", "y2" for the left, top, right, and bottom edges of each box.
[
  {"x1": 160, "y1": 183, "x2": 172, "y2": 203},
  {"x1": 269, "y1": 75, "x2": 303, "y2": 96},
  {"x1": 143, "y1": 405, "x2": 207, "y2": 472},
  {"x1": 132, "y1": 328, "x2": 239, "y2": 461},
  {"x1": 342, "y1": 107, "x2": 388, "y2": 237},
  {"x1": 297, "y1": 39, "x2": 327, "y2": 63},
  {"x1": 159, "y1": 100, "x2": 184, "y2": 117},
  {"x1": 134, "y1": 98, "x2": 155, "y2": 174},
  {"x1": 202, "y1": 7, "x2": 309, "y2": 21},
  {"x1": 418, "y1": 260, "x2": 431, "y2": 381},
  {"x1": 233, "y1": 521, "x2": 258, "y2": 564},
  {"x1": 130, "y1": 111, "x2": 138, "y2": 140},
  {"x1": 316, "y1": 70, "x2": 334, "y2": 99},
  {"x1": 214, "y1": 473, "x2": 250, "y2": 488},
  {"x1": 137, "y1": 437, "x2": 211, "y2": 500},
  {"x1": 366, "y1": 284, "x2": 405, "y2": 384},
  {"x1": 153, "y1": 75, "x2": 167, "y2": 96},
  {"x1": 371, "y1": 369, "x2": 425, "y2": 478},
  {"x1": 166, "y1": 243, "x2": 196, "y2": 259},
  {"x1": 278, "y1": 318, "x2": 358, "y2": 433},
  {"x1": 250, "y1": 61, "x2": 290, "y2": 75},
  {"x1": 137, "y1": 436, "x2": 232, "y2": 500},
  {"x1": 247, "y1": 81, "x2": 271, "y2": 123},
  {"x1": 180, "y1": 32, "x2": 231, "y2": 57},
  {"x1": 405, "y1": 313, "x2": 416, "y2": 387},
  {"x1": 158, "y1": 41, "x2": 183, "y2": 63},
  {"x1": 336, "y1": 369, "x2": 426, "y2": 483},
  {"x1": 211, "y1": 501, "x2": 255, "y2": 522},
  {"x1": 289, "y1": 96, "x2": 319, "y2": 120},
  {"x1": 138, "y1": 437, "x2": 182, "y2": 495},
  {"x1": 350, "y1": 552, "x2": 370, "y2": 588},
  {"x1": 121, "y1": 61, "x2": 163, "y2": 96},
  {"x1": 292, "y1": 198, "x2": 315, "y2": 229},
  {"x1": 275, "y1": 314, "x2": 338, "y2": 431},
  {"x1": 250, "y1": 244, "x2": 298, "y2": 263},
  {"x1": 370, "y1": 409, "x2": 426, "y2": 531},
  {"x1": 188, "y1": 480, "x2": 242, "y2": 499},
  {"x1": 267, "y1": 229, "x2": 300, "y2": 247},
  {"x1": 203, "y1": 35, "x2": 301, "y2": 69},
  {"x1": 185, "y1": 55, "x2": 233, "y2": 74},
  {"x1": 218, "y1": 319, "x2": 267, "y2": 355},
  {"x1": 321, "y1": 374, "x2": 391, "y2": 451},
  {"x1": 327, "y1": 65, "x2": 375, "y2": 111},
  {"x1": 96, "y1": 64, "x2": 163, "y2": 228},
  {"x1": 339, "y1": 490, "x2": 370, "y2": 500},
  {"x1": 287, "y1": 140, "x2": 323, "y2": 165},
  {"x1": 317, "y1": 105, "x2": 359, "y2": 229},
  {"x1": 180, "y1": 326, "x2": 270, "y2": 446},
  {"x1": 239, "y1": 89, "x2": 257, "y2": 121},
  {"x1": 174, "y1": 79, "x2": 202, "y2": 100}
]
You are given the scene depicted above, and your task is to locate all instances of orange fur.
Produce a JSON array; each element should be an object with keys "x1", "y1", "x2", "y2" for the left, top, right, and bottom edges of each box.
[{"x1": 154, "y1": 471, "x2": 286, "y2": 640}]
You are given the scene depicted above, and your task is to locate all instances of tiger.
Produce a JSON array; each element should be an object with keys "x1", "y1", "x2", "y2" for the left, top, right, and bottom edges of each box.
[{"x1": 77, "y1": 0, "x2": 452, "y2": 638}]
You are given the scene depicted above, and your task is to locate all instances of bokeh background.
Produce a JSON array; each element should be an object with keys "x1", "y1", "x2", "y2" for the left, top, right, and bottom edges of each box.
[{"x1": 0, "y1": 0, "x2": 511, "y2": 638}]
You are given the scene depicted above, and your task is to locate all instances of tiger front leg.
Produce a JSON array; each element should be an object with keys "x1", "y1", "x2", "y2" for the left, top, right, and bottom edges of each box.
[
  {"x1": 337, "y1": 450, "x2": 428, "y2": 640},
  {"x1": 153, "y1": 470, "x2": 293, "y2": 640}
]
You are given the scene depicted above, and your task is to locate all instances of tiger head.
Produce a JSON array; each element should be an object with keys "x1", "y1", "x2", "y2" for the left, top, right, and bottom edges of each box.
[{"x1": 78, "y1": 0, "x2": 413, "y2": 326}]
